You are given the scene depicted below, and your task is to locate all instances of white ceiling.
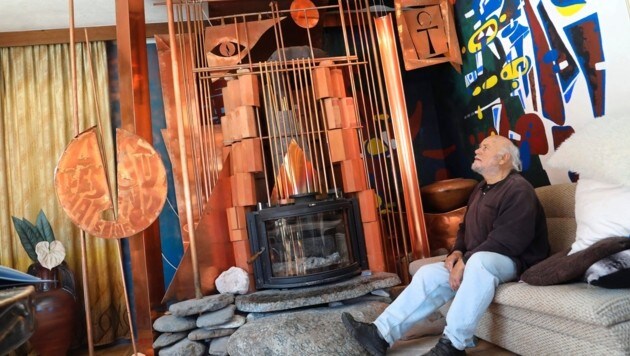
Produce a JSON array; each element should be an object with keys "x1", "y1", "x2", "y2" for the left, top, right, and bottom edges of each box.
[{"x1": 0, "y1": 0, "x2": 168, "y2": 32}]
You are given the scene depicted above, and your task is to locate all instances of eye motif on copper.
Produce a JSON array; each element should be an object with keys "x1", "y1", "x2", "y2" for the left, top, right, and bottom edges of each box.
[{"x1": 204, "y1": 16, "x2": 286, "y2": 68}]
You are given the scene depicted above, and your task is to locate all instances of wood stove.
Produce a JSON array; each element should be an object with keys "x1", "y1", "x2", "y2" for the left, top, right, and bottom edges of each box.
[{"x1": 246, "y1": 197, "x2": 368, "y2": 289}]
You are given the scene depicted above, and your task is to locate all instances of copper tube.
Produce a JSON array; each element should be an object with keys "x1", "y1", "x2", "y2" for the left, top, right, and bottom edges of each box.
[
  {"x1": 68, "y1": 1, "x2": 94, "y2": 354},
  {"x1": 374, "y1": 14, "x2": 430, "y2": 260},
  {"x1": 167, "y1": 0, "x2": 202, "y2": 299},
  {"x1": 117, "y1": 240, "x2": 138, "y2": 356}
]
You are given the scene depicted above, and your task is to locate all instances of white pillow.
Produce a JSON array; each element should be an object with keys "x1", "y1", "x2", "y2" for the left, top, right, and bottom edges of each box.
[
  {"x1": 569, "y1": 178, "x2": 630, "y2": 254},
  {"x1": 547, "y1": 116, "x2": 630, "y2": 186}
]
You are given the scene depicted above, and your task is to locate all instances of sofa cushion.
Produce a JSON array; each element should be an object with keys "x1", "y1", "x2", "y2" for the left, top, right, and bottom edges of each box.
[
  {"x1": 569, "y1": 179, "x2": 630, "y2": 254},
  {"x1": 521, "y1": 237, "x2": 630, "y2": 286},
  {"x1": 491, "y1": 282, "x2": 630, "y2": 326}
]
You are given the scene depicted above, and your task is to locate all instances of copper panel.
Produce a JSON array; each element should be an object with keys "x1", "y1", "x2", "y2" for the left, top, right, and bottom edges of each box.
[
  {"x1": 155, "y1": 35, "x2": 202, "y2": 241},
  {"x1": 162, "y1": 156, "x2": 235, "y2": 303},
  {"x1": 395, "y1": 0, "x2": 462, "y2": 71},
  {"x1": 363, "y1": 220, "x2": 386, "y2": 272},
  {"x1": 54, "y1": 127, "x2": 167, "y2": 239},
  {"x1": 356, "y1": 189, "x2": 379, "y2": 223}
]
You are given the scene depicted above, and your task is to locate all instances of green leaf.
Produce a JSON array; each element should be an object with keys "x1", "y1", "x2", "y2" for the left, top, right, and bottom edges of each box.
[
  {"x1": 11, "y1": 216, "x2": 39, "y2": 262},
  {"x1": 36, "y1": 210, "x2": 55, "y2": 243}
]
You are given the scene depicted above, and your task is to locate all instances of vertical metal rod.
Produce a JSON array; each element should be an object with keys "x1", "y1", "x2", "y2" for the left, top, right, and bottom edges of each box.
[
  {"x1": 167, "y1": 0, "x2": 202, "y2": 299},
  {"x1": 374, "y1": 14, "x2": 430, "y2": 260},
  {"x1": 292, "y1": 59, "x2": 319, "y2": 193},
  {"x1": 184, "y1": 3, "x2": 210, "y2": 202},
  {"x1": 305, "y1": 58, "x2": 336, "y2": 195},
  {"x1": 260, "y1": 62, "x2": 280, "y2": 204},
  {"x1": 178, "y1": 5, "x2": 205, "y2": 212},
  {"x1": 68, "y1": 1, "x2": 94, "y2": 354}
]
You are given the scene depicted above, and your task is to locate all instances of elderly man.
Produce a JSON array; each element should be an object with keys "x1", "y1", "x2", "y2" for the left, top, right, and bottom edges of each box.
[{"x1": 342, "y1": 135, "x2": 549, "y2": 356}]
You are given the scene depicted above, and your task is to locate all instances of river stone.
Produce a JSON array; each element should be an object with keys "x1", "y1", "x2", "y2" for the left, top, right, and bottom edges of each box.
[
  {"x1": 169, "y1": 294, "x2": 235, "y2": 317},
  {"x1": 235, "y1": 272, "x2": 400, "y2": 313},
  {"x1": 208, "y1": 336, "x2": 230, "y2": 356},
  {"x1": 158, "y1": 338, "x2": 206, "y2": 356},
  {"x1": 227, "y1": 300, "x2": 388, "y2": 355},
  {"x1": 196, "y1": 304, "x2": 236, "y2": 328},
  {"x1": 205, "y1": 314, "x2": 246, "y2": 330},
  {"x1": 188, "y1": 327, "x2": 236, "y2": 341},
  {"x1": 153, "y1": 332, "x2": 187, "y2": 349},
  {"x1": 215, "y1": 266, "x2": 250, "y2": 295},
  {"x1": 153, "y1": 314, "x2": 197, "y2": 333}
]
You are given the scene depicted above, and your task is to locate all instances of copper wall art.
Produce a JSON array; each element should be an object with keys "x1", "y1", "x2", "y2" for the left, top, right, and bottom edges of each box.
[
  {"x1": 395, "y1": 0, "x2": 462, "y2": 71},
  {"x1": 54, "y1": 127, "x2": 167, "y2": 239}
]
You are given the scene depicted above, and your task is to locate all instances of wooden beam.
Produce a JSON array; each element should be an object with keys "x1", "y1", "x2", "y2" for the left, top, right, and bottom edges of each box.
[
  {"x1": 116, "y1": 0, "x2": 165, "y2": 354},
  {"x1": 0, "y1": 23, "x2": 169, "y2": 47}
]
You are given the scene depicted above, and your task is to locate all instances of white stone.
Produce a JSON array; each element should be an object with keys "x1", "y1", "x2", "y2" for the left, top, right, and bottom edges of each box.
[{"x1": 215, "y1": 267, "x2": 249, "y2": 295}]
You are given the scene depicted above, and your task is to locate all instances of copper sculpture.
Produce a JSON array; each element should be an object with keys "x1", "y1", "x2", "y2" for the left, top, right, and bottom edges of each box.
[
  {"x1": 54, "y1": 127, "x2": 167, "y2": 239},
  {"x1": 395, "y1": 0, "x2": 462, "y2": 71}
]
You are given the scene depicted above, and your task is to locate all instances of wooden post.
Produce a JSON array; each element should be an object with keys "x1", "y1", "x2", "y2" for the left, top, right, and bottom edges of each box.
[{"x1": 116, "y1": 0, "x2": 165, "y2": 353}]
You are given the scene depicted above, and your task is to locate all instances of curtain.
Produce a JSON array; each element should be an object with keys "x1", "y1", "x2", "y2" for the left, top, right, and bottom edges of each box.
[{"x1": 0, "y1": 42, "x2": 129, "y2": 345}]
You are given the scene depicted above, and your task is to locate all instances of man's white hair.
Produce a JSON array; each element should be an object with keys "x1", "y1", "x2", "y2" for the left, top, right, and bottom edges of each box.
[{"x1": 497, "y1": 138, "x2": 522, "y2": 172}]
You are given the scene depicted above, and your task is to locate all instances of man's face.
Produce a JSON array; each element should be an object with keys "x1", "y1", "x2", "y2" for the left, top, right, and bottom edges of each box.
[{"x1": 471, "y1": 137, "x2": 503, "y2": 175}]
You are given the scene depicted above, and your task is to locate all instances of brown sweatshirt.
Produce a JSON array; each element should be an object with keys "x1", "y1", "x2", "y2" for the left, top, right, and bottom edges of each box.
[{"x1": 451, "y1": 172, "x2": 549, "y2": 275}]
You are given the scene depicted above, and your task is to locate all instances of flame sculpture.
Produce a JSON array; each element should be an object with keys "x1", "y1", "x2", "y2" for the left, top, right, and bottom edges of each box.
[{"x1": 271, "y1": 139, "x2": 317, "y2": 203}]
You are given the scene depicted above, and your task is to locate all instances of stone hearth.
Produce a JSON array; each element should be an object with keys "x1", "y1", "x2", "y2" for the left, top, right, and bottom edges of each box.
[{"x1": 152, "y1": 272, "x2": 401, "y2": 355}]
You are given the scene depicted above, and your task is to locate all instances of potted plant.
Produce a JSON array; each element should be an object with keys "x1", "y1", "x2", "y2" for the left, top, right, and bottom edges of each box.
[{"x1": 11, "y1": 210, "x2": 77, "y2": 355}]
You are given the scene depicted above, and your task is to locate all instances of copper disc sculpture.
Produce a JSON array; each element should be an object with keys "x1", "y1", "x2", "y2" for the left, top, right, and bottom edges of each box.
[
  {"x1": 290, "y1": 0, "x2": 319, "y2": 29},
  {"x1": 54, "y1": 127, "x2": 167, "y2": 239}
]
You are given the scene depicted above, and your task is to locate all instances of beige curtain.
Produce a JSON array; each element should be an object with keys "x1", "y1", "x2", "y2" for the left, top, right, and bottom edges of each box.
[{"x1": 0, "y1": 42, "x2": 129, "y2": 345}]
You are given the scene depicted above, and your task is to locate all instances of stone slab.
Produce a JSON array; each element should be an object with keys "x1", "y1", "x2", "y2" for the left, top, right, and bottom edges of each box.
[
  {"x1": 158, "y1": 338, "x2": 206, "y2": 356},
  {"x1": 169, "y1": 293, "x2": 234, "y2": 317},
  {"x1": 153, "y1": 314, "x2": 198, "y2": 333},
  {"x1": 235, "y1": 272, "x2": 400, "y2": 313},
  {"x1": 188, "y1": 327, "x2": 236, "y2": 341},
  {"x1": 153, "y1": 332, "x2": 187, "y2": 349},
  {"x1": 196, "y1": 304, "x2": 236, "y2": 328},
  {"x1": 227, "y1": 300, "x2": 388, "y2": 355}
]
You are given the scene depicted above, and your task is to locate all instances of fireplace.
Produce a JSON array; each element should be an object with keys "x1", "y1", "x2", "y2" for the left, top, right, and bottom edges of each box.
[{"x1": 246, "y1": 197, "x2": 368, "y2": 289}]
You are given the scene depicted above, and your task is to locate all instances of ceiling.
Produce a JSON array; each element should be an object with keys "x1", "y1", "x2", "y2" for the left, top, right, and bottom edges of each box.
[
  {"x1": 0, "y1": 0, "x2": 335, "y2": 33},
  {"x1": 0, "y1": 0, "x2": 169, "y2": 32}
]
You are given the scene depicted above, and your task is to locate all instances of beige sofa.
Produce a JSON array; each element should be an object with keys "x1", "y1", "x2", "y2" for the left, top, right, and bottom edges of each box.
[{"x1": 410, "y1": 183, "x2": 630, "y2": 355}]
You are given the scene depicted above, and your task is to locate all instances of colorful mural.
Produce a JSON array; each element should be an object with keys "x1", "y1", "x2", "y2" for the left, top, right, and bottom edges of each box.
[{"x1": 443, "y1": 0, "x2": 630, "y2": 185}]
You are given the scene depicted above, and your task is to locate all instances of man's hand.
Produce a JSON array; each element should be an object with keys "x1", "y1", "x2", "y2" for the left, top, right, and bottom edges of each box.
[
  {"x1": 444, "y1": 251, "x2": 463, "y2": 272},
  {"x1": 449, "y1": 259, "x2": 465, "y2": 291}
]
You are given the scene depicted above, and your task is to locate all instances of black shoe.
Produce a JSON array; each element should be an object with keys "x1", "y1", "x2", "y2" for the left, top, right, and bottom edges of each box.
[
  {"x1": 341, "y1": 312, "x2": 388, "y2": 356},
  {"x1": 423, "y1": 336, "x2": 466, "y2": 356}
]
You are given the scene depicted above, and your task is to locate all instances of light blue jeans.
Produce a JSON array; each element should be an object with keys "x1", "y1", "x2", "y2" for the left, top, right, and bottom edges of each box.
[{"x1": 373, "y1": 251, "x2": 517, "y2": 350}]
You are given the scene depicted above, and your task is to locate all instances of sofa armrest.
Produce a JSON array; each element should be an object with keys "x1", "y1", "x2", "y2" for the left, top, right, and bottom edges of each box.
[{"x1": 409, "y1": 255, "x2": 447, "y2": 276}]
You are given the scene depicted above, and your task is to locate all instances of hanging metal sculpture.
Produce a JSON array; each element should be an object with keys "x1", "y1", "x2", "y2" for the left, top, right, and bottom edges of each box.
[
  {"x1": 54, "y1": 127, "x2": 167, "y2": 239},
  {"x1": 395, "y1": 0, "x2": 462, "y2": 71}
]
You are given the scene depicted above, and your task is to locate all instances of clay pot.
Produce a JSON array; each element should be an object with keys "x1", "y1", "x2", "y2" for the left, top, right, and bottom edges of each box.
[{"x1": 27, "y1": 263, "x2": 77, "y2": 356}]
